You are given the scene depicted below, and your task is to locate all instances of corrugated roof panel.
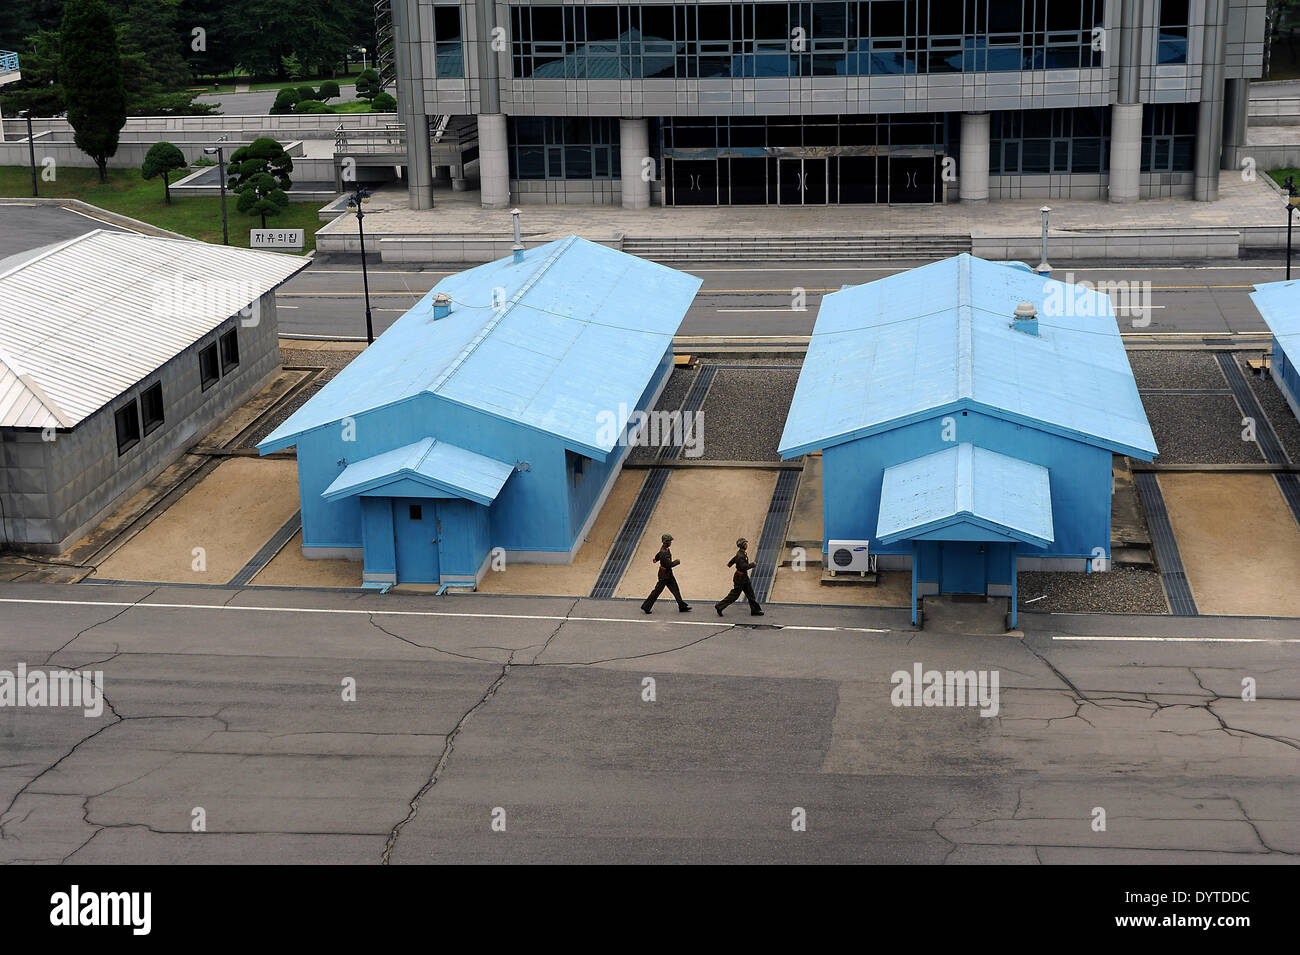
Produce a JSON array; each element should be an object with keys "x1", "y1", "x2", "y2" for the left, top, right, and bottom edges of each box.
[
  {"x1": 260, "y1": 236, "x2": 702, "y2": 454},
  {"x1": 877, "y1": 443, "x2": 1053, "y2": 546},
  {"x1": 779, "y1": 254, "x2": 1158, "y2": 459},
  {"x1": 0, "y1": 230, "x2": 308, "y2": 429},
  {"x1": 1250, "y1": 279, "x2": 1300, "y2": 359}
]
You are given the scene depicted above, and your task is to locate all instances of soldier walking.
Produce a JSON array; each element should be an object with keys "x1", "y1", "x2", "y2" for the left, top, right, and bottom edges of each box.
[
  {"x1": 641, "y1": 533, "x2": 692, "y2": 614},
  {"x1": 715, "y1": 537, "x2": 764, "y2": 617}
]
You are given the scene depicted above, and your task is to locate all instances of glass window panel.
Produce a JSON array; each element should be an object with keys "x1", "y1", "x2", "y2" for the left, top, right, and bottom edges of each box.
[
  {"x1": 516, "y1": 145, "x2": 545, "y2": 178},
  {"x1": 872, "y1": 0, "x2": 905, "y2": 35},
  {"x1": 1021, "y1": 140, "x2": 1050, "y2": 172}
]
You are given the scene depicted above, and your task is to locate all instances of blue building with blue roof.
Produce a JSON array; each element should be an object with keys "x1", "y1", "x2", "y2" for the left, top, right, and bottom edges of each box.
[
  {"x1": 258, "y1": 235, "x2": 702, "y2": 588},
  {"x1": 1249, "y1": 279, "x2": 1300, "y2": 424},
  {"x1": 778, "y1": 254, "x2": 1158, "y2": 626}
]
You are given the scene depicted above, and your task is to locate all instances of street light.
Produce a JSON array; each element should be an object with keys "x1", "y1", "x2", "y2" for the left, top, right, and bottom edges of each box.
[
  {"x1": 17, "y1": 109, "x2": 36, "y2": 197},
  {"x1": 346, "y1": 181, "x2": 375, "y2": 344},
  {"x1": 360, "y1": 47, "x2": 368, "y2": 73},
  {"x1": 1036, "y1": 205, "x2": 1052, "y2": 275},
  {"x1": 1279, "y1": 176, "x2": 1300, "y2": 281},
  {"x1": 202, "y1": 140, "x2": 229, "y2": 246}
]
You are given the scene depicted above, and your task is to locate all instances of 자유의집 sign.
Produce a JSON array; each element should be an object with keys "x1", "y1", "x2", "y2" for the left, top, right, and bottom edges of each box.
[{"x1": 250, "y1": 229, "x2": 305, "y2": 249}]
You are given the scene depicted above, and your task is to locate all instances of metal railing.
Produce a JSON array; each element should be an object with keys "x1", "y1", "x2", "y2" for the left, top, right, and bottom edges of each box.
[
  {"x1": 374, "y1": 0, "x2": 396, "y2": 87},
  {"x1": 0, "y1": 51, "x2": 19, "y2": 73}
]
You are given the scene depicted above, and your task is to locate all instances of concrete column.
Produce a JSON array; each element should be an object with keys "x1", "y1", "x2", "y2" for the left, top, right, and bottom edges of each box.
[
  {"x1": 1220, "y1": 77, "x2": 1249, "y2": 171},
  {"x1": 451, "y1": 164, "x2": 467, "y2": 191},
  {"x1": 1194, "y1": 0, "x2": 1230, "y2": 200},
  {"x1": 619, "y1": 118, "x2": 651, "y2": 210},
  {"x1": 958, "y1": 111, "x2": 990, "y2": 204},
  {"x1": 391, "y1": 0, "x2": 434, "y2": 209},
  {"x1": 478, "y1": 113, "x2": 510, "y2": 208},
  {"x1": 1109, "y1": 103, "x2": 1143, "y2": 203},
  {"x1": 1109, "y1": 0, "x2": 1145, "y2": 204}
]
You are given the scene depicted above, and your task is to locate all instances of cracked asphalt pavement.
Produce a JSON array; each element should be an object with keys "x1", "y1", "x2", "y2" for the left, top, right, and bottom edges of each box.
[{"x1": 0, "y1": 582, "x2": 1297, "y2": 864}]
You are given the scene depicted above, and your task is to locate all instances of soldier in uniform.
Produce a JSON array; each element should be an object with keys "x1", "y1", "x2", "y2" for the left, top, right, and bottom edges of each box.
[
  {"x1": 715, "y1": 537, "x2": 764, "y2": 616},
  {"x1": 641, "y1": 533, "x2": 692, "y2": 613}
]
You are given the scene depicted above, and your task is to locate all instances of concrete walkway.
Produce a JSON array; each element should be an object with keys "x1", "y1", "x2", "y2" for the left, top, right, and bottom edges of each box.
[{"x1": 317, "y1": 171, "x2": 1287, "y2": 242}]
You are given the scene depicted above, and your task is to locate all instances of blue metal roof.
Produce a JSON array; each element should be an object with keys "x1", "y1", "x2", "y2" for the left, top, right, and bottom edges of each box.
[
  {"x1": 322, "y1": 437, "x2": 514, "y2": 507},
  {"x1": 1250, "y1": 278, "x2": 1300, "y2": 360},
  {"x1": 258, "y1": 236, "x2": 702, "y2": 457},
  {"x1": 778, "y1": 254, "x2": 1158, "y2": 460},
  {"x1": 876, "y1": 443, "x2": 1054, "y2": 547}
]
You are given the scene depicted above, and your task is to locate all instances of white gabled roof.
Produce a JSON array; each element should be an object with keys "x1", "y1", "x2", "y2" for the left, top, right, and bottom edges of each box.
[{"x1": 0, "y1": 229, "x2": 309, "y2": 430}]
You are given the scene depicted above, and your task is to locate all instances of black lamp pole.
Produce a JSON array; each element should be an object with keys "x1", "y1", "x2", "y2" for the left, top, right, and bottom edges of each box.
[
  {"x1": 19, "y1": 110, "x2": 37, "y2": 197},
  {"x1": 203, "y1": 144, "x2": 229, "y2": 245},
  {"x1": 348, "y1": 181, "x2": 375, "y2": 344},
  {"x1": 1286, "y1": 175, "x2": 1299, "y2": 282}
]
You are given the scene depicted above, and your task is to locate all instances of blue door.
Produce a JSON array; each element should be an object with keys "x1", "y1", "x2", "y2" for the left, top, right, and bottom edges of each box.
[
  {"x1": 939, "y1": 541, "x2": 986, "y2": 595},
  {"x1": 394, "y1": 499, "x2": 440, "y2": 583}
]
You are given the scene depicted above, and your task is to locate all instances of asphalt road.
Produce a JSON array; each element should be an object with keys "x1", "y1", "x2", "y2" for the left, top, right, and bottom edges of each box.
[
  {"x1": 277, "y1": 256, "x2": 1288, "y2": 341},
  {"x1": 1, "y1": 583, "x2": 1296, "y2": 864}
]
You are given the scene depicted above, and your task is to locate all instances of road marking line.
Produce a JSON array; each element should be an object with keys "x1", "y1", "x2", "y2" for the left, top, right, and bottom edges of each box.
[
  {"x1": 1052, "y1": 635, "x2": 1300, "y2": 643},
  {"x1": 0, "y1": 597, "x2": 891, "y2": 634}
]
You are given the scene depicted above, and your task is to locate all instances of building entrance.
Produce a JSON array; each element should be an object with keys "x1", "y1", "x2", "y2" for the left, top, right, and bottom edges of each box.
[{"x1": 664, "y1": 153, "x2": 940, "y2": 206}]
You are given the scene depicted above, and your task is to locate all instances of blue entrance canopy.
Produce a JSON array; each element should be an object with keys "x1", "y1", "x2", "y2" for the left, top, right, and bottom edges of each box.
[
  {"x1": 876, "y1": 443, "x2": 1054, "y2": 547},
  {"x1": 322, "y1": 437, "x2": 514, "y2": 507}
]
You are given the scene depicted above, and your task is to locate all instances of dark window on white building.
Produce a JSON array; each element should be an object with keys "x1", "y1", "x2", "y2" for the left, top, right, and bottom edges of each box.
[
  {"x1": 141, "y1": 382, "x2": 165, "y2": 435},
  {"x1": 115, "y1": 400, "x2": 141, "y2": 455},
  {"x1": 199, "y1": 342, "x2": 220, "y2": 391},
  {"x1": 220, "y1": 328, "x2": 240, "y2": 375}
]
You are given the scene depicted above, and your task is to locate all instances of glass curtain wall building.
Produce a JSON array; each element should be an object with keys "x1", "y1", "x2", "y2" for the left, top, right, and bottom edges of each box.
[{"x1": 389, "y1": 0, "x2": 1266, "y2": 209}]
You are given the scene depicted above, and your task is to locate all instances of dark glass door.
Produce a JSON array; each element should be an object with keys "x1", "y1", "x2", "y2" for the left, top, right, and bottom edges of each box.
[
  {"x1": 888, "y1": 156, "x2": 936, "y2": 203},
  {"x1": 803, "y1": 158, "x2": 827, "y2": 204},
  {"x1": 778, "y1": 158, "x2": 803, "y2": 205},
  {"x1": 669, "y1": 159, "x2": 718, "y2": 205}
]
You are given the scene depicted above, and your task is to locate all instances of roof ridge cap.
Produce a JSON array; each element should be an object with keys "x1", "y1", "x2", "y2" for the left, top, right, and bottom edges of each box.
[
  {"x1": 957, "y1": 255, "x2": 973, "y2": 400},
  {"x1": 428, "y1": 235, "x2": 578, "y2": 396}
]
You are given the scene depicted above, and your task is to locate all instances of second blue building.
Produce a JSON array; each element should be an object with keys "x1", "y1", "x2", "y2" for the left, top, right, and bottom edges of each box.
[{"x1": 778, "y1": 254, "x2": 1158, "y2": 625}]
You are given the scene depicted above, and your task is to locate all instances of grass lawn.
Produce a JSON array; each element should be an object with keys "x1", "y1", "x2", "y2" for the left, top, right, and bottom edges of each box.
[
  {"x1": 1266, "y1": 168, "x2": 1300, "y2": 191},
  {"x1": 0, "y1": 166, "x2": 321, "y2": 253}
]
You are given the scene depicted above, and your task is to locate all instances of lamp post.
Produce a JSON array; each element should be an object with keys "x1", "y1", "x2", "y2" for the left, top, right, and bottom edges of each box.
[
  {"x1": 17, "y1": 109, "x2": 36, "y2": 197},
  {"x1": 202, "y1": 142, "x2": 229, "y2": 246},
  {"x1": 1036, "y1": 205, "x2": 1052, "y2": 275},
  {"x1": 360, "y1": 47, "x2": 368, "y2": 73},
  {"x1": 1285, "y1": 175, "x2": 1300, "y2": 282},
  {"x1": 347, "y1": 181, "x2": 375, "y2": 344}
]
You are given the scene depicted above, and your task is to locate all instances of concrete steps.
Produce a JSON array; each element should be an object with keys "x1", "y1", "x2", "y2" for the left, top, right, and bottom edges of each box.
[{"x1": 622, "y1": 234, "x2": 971, "y2": 261}]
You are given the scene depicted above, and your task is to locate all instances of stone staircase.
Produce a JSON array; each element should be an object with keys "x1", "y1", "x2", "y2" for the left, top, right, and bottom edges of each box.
[{"x1": 621, "y1": 233, "x2": 972, "y2": 262}]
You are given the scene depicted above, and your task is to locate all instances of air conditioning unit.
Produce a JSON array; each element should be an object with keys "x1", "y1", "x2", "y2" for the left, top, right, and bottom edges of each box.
[{"x1": 827, "y1": 539, "x2": 872, "y2": 575}]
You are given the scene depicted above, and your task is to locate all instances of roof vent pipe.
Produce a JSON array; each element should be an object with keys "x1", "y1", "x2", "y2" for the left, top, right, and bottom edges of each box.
[
  {"x1": 511, "y1": 207, "x2": 524, "y2": 263},
  {"x1": 1012, "y1": 301, "x2": 1039, "y2": 337},
  {"x1": 433, "y1": 292, "x2": 451, "y2": 319}
]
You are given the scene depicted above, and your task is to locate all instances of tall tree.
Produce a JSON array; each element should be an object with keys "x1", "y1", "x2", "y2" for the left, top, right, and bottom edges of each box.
[
  {"x1": 60, "y1": 0, "x2": 127, "y2": 182},
  {"x1": 109, "y1": 0, "x2": 191, "y2": 100}
]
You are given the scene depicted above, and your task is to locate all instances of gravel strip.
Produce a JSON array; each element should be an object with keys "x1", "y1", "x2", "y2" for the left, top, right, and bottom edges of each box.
[
  {"x1": 1128, "y1": 350, "x2": 1227, "y2": 390},
  {"x1": 694, "y1": 368, "x2": 799, "y2": 461},
  {"x1": 1141, "y1": 393, "x2": 1263, "y2": 464},
  {"x1": 627, "y1": 367, "x2": 698, "y2": 463},
  {"x1": 1018, "y1": 567, "x2": 1169, "y2": 614},
  {"x1": 1241, "y1": 356, "x2": 1300, "y2": 464}
]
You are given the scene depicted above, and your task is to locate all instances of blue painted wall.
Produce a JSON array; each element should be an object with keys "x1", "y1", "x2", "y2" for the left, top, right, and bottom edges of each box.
[
  {"x1": 822, "y1": 406, "x2": 1114, "y2": 560},
  {"x1": 293, "y1": 348, "x2": 673, "y2": 574},
  {"x1": 1275, "y1": 336, "x2": 1300, "y2": 414}
]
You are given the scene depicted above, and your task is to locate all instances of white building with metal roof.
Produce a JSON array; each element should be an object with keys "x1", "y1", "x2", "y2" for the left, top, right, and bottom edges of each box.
[{"x1": 0, "y1": 230, "x2": 308, "y2": 551}]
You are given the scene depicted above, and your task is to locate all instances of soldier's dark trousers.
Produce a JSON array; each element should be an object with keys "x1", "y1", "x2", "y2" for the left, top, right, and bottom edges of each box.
[
  {"x1": 642, "y1": 574, "x2": 688, "y2": 611},
  {"x1": 717, "y1": 575, "x2": 762, "y2": 613}
]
